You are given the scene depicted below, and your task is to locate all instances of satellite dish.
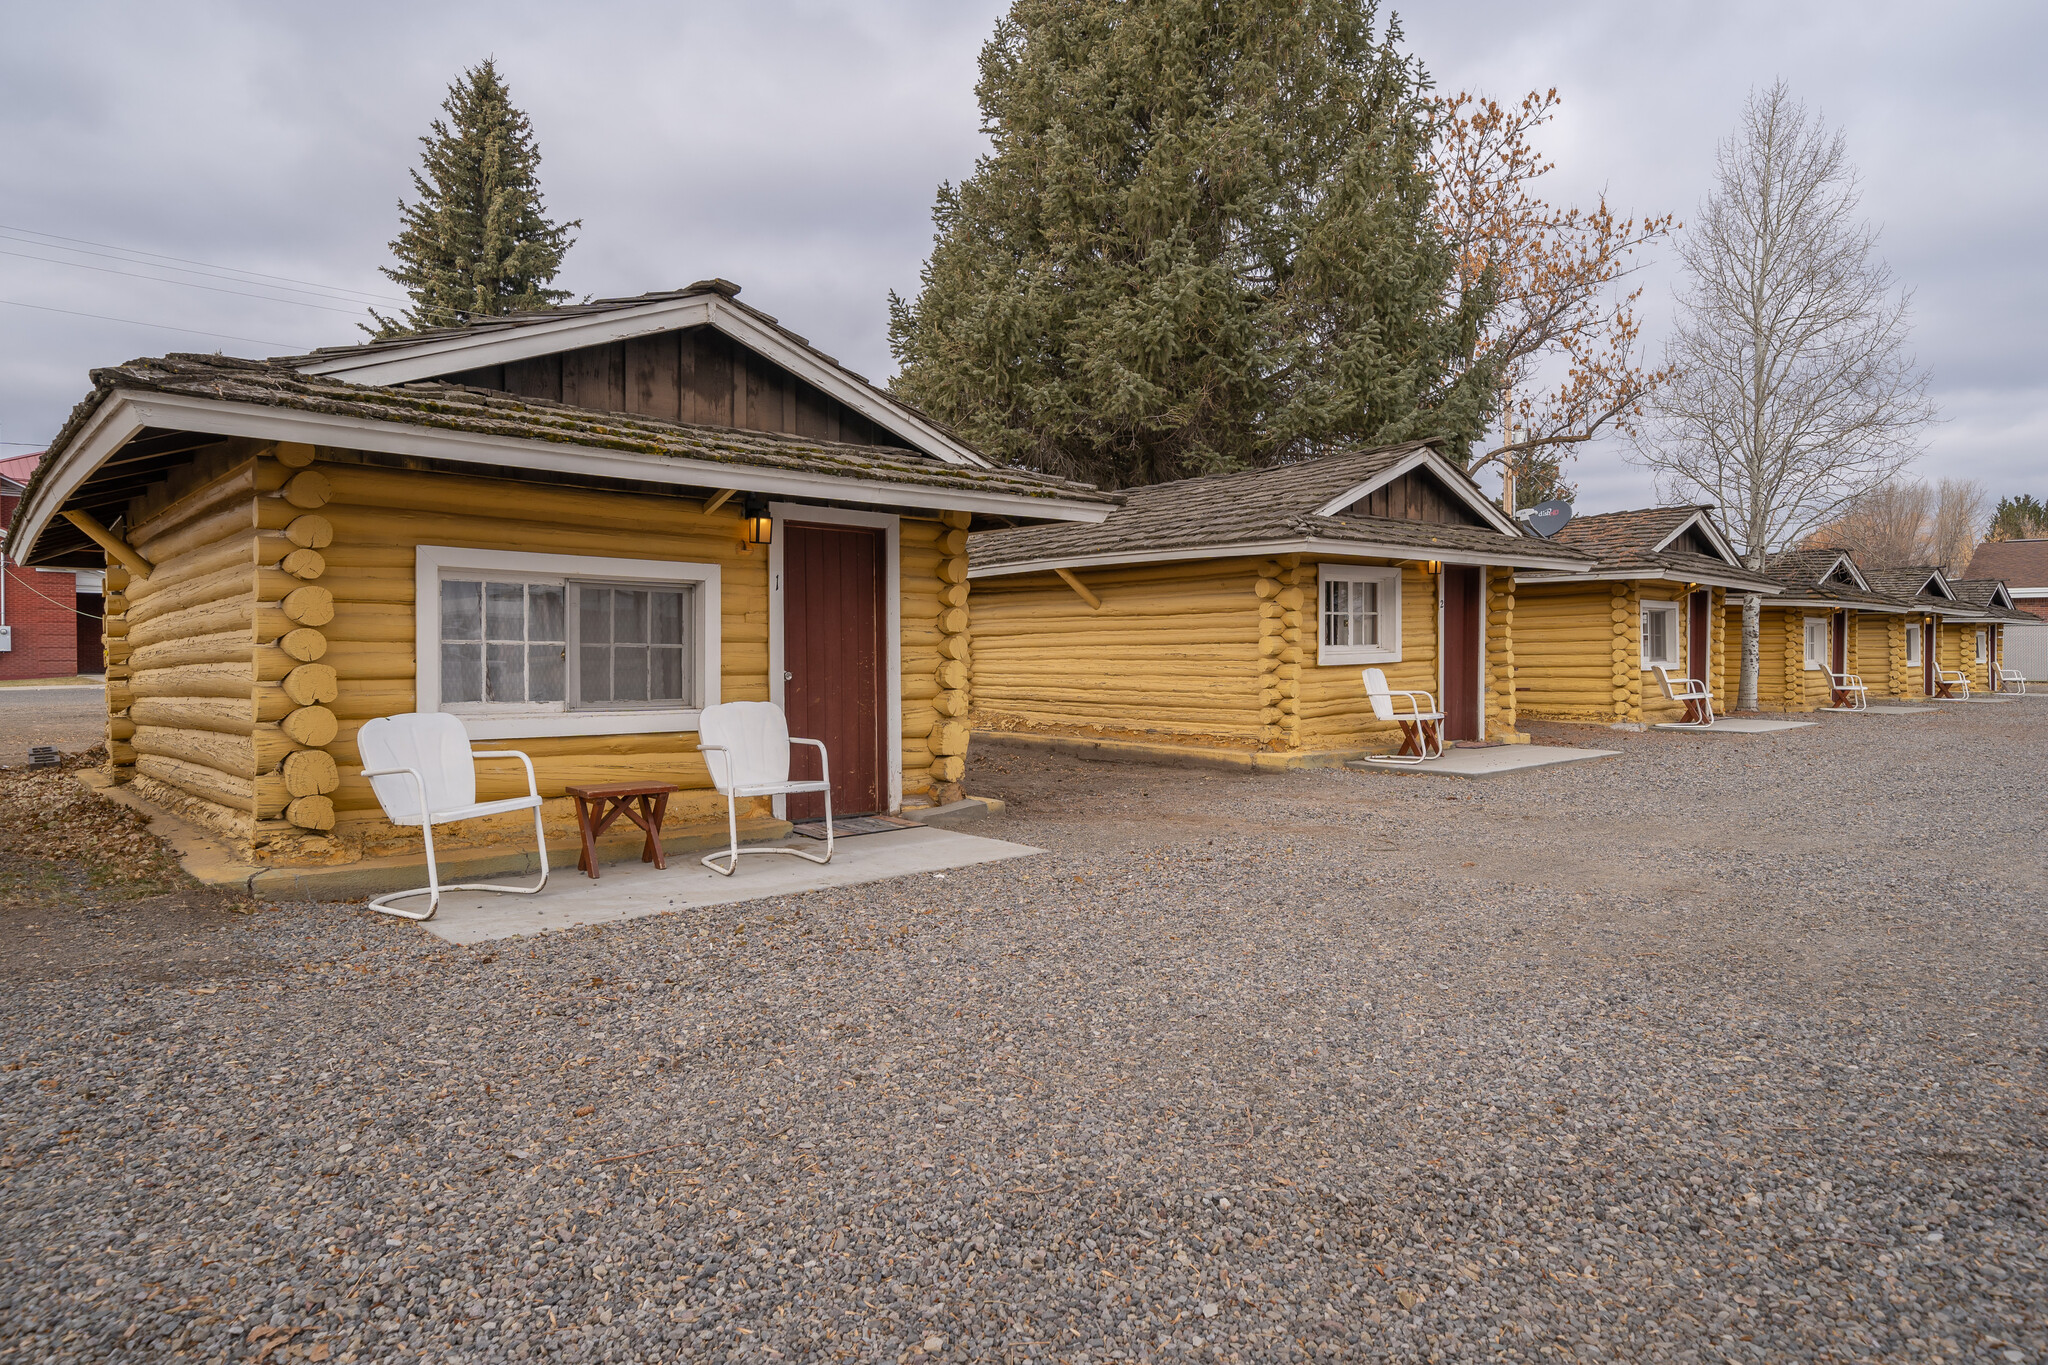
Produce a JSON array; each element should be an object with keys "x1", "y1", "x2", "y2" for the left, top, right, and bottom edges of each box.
[{"x1": 1517, "y1": 499, "x2": 1574, "y2": 538}]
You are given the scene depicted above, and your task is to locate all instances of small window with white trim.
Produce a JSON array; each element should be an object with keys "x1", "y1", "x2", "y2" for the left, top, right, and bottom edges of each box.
[
  {"x1": 1640, "y1": 601, "x2": 1681, "y2": 669},
  {"x1": 1316, "y1": 564, "x2": 1401, "y2": 665},
  {"x1": 1803, "y1": 617, "x2": 1829, "y2": 671},
  {"x1": 1904, "y1": 623, "x2": 1921, "y2": 665},
  {"x1": 418, "y1": 546, "x2": 721, "y2": 739},
  {"x1": 1975, "y1": 628, "x2": 1988, "y2": 663}
]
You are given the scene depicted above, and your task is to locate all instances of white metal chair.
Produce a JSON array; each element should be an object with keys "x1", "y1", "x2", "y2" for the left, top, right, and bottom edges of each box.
[
  {"x1": 1823, "y1": 668, "x2": 1869, "y2": 711},
  {"x1": 1931, "y1": 663, "x2": 1972, "y2": 701},
  {"x1": 1996, "y1": 664, "x2": 2030, "y2": 694},
  {"x1": 1652, "y1": 665, "x2": 1717, "y2": 727},
  {"x1": 358, "y1": 712, "x2": 549, "y2": 922},
  {"x1": 697, "y1": 701, "x2": 835, "y2": 875},
  {"x1": 1360, "y1": 667, "x2": 1443, "y2": 764}
]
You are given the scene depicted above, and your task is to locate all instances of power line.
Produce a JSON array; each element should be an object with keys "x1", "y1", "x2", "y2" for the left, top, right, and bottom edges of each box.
[
  {"x1": 0, "y1": 223, "x2": 405, "y2": 306},
  {"x1": 0, "y1": 231, "x2": 401, "y2": 309},
  {"x1": 0, "y1": 299, "x2": 307, "y2": 350},
  {"x1": 0, "y1": 248, "x2": 373, "y2": 316}
]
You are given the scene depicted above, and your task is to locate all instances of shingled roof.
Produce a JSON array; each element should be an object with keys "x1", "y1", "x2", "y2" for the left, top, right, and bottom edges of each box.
[
  {"x1": 282, "y1": 279, "x2": 988, "y2": 468},
  {"x1": 1520, "y1": 505, "x2": 1780, "y2": 591},
  {"x1": 8, "y1": 353, "x2": 1113, "y2": 567},
  {"x1": 969, "y1": 443, "x2": 1593, "y2": 576},
  {"x1": 1861, "y1": 565, "x2": 1967, "y2": 612},
  {"x1": 1962, "y1": 538, "x2": 2048, "y2": 591},
  {"x1": 1947, "y1": 578, "x2": 2038, "y2": 624},
  {"x1": 1762, "y1": 549, "x2": 1912, "y2": 610}
]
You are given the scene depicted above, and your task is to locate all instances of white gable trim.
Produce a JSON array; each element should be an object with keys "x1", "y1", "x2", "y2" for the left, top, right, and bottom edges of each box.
[
  {"x1": 1814, "y1": 552, "x2": 1872, "y2": 592},
  {"x1": 10, "y1": 389, "x2": 1109, "y2": 564},
  {"x1": 1307, "y1": 447, "x2": 1521, "y2": 536},
  {"x1": 1648, "y1": 510, "x2": 1741, "y2": 565},
  {"x1": 1919, "y1": 568, "x2": 1958, "y2": 600},
  {"x1": 294, "y1": 294, "x2": 992, "y2": 469}
]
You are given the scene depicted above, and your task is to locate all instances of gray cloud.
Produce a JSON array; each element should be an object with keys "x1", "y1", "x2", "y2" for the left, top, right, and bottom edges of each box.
[{"x1": 3, "y1": 0, "x2": 2040, "y2": 516}]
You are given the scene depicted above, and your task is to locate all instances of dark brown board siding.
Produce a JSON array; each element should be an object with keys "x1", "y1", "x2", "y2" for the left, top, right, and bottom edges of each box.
[
  {"x1": 1340, "y1": 469, "x2": 1486, "y2": 528},
  {"x1": 434, "y1": 325, "x2": 916, "y2": 450}
]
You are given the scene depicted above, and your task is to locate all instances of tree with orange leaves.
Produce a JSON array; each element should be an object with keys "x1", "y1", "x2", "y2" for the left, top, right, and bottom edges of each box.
[{"x1": 1433, "y1": 89, "x2": 1675, "y2": 508}]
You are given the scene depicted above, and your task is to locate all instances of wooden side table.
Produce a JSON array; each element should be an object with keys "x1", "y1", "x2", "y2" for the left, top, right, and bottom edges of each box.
[{"x1": 564, "y1": 782, "x2": 679, "y2": 879}]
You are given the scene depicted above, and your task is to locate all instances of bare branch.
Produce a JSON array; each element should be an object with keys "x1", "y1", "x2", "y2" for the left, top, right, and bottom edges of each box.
[{"x1": 1629, "y1": 80, "x2": 1936, "y2": 707}]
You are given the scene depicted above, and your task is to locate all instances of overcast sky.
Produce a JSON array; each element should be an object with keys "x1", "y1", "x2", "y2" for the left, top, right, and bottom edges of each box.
[{"x1": 2, "y1": 0, "x2": 2041, "y2": 513}]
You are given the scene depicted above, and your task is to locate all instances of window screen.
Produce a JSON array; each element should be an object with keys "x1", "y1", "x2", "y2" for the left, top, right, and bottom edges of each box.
[
  {"x1": 1323, "y1": 577, "x2": 1379, "y2": 649},
  {"x1": 1639, "y1": 602, "x2": 1679, "y2": 668},
  {"x1": 577, "y1": 585, "x2": 693, "y2": 707},
  {"x1": 440, "y1": 577, "x2": 693, "y2": 710},
  {"x1": 440, "y1": 579, "x2": 566, "y2": 705},
  {"x1": 1905, "y1": 625, "x2": 1921, "y2": 664}
]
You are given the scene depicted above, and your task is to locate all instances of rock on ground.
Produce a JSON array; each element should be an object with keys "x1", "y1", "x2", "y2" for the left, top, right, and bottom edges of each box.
[{"x1": 2, "y1": 704, "x2": 2044, "y2": 1363}]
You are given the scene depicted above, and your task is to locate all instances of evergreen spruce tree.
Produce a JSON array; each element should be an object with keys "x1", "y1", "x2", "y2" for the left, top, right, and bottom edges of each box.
[
  {"x1": 370, "y1": 59, "x2": 579, "y2": 336},
  {"x1": 887, "y1": 0, "x2": 1496, "y2": 488}
]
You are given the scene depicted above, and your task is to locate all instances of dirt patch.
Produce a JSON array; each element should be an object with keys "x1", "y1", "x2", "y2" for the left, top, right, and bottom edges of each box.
[
  {"x1": 0, "y1": 747, "x2": 254, "y2": 979},
  {"x1": 2, "y1": 888, "x2": 269, "y2": 985}
]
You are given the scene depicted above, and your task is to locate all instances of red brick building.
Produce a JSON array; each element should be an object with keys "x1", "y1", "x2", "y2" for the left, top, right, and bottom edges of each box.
[{"x1": 1, "y1": 452, "x2": 103, "y2": 680}]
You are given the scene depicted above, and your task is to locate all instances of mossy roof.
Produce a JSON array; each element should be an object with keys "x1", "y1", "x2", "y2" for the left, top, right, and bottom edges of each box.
[
  {"x1": 12, "y1": 352, "x2": 1113, "y2": 563},
  {"x1": 970, "y1": 443, "x2": 1594, "y2": 572}
]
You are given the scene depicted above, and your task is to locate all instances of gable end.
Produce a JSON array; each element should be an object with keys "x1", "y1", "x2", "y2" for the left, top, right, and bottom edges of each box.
[
  {"x1": 432, "y1": 327, "x2": 916, "y2": 452},
  {"x1": 1335, "y1": 468, "x2": 1487, "y2": 528}
]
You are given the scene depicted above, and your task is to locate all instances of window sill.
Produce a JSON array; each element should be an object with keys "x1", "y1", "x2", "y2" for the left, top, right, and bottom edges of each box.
[
  {"x1": 449, "y1": 709, "x2": 705, "y2": 741},
  {"x1": 1316, "y1": 648, "x2": 1402, "y2": 667}
]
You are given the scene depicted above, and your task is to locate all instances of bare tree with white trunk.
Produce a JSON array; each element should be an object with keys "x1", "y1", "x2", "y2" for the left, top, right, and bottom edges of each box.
[{"x1": 1633, "y1": 80, "x2": 1934, "y2": 710}]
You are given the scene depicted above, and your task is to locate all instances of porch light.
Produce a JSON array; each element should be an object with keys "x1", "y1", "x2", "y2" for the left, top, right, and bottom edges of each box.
[{"x1": 742, "y1": 494, "x2": 772, "y2": 547}]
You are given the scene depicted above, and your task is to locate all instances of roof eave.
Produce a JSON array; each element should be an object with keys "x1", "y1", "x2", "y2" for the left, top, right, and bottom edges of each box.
[
  {"x1": 970, "y1": 535, "x2": 1592, "y2": 580},
  {"x1": 14, "y1": 387, "x2": 1109, "y2": 564},
  {"x1": 1519, "y1": 567, "x2": 1782, "y2": 593}
]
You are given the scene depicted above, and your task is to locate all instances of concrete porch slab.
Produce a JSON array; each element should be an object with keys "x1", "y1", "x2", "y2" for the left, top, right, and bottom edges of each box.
[
  {"x1": 1345, "y1": 744, "x2": 1618, "y2": 779},
  {"x1": 416, "y1": 826, "x2": 1044, "y2": 945},
  {"x1": 1838, "y1": 705, "x2": 1938, "y2": 715}
]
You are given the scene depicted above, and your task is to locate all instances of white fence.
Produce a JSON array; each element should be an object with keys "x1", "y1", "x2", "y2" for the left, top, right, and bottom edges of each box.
[{"x1": 2005, "y1": 622, "x2": 2048, "y2": 685}]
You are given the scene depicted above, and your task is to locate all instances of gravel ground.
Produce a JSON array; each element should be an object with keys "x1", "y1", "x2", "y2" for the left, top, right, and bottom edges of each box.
[
  {"x1": 3, "y1": 703, "x2": 2044, "y2": 1364},
  {"x1": 0, "y1": 685, "x2": 106, "y2": 767}
]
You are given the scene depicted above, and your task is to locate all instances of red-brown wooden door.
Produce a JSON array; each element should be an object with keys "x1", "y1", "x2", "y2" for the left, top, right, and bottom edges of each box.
[
  {"x1": 1832, "y1": 611, "x2": 1848, "y2": 675},
  {"x1": 1688, "y1": 590, "x2": 1712, "y2": 690},
  {"x1": 1922, "y1": 621, "x2": 1936, "y2": 695},
  {"x1": 1442, "y1": 566, "x2": 1483, "y2": 742},
  {"x1": 783, "y1": 522, "x2": 886, "y2": 819}
]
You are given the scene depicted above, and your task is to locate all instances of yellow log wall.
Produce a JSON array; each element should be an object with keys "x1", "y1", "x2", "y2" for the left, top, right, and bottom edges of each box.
[
  {"x1": 1513, "y1": 580, "x2": 1622, "y2": 723},
  {"x1": 1293, "y1": 560, "x2": 1452, "y2": 753},
  {"x1": 101, "y1": 445, "x2": 954, "y2": 864},
  {"x1": 970, "y1": 558, "x2": 1268, "y2": 748},
  {"x1": 971, "y1": 555, "x2": 1456, "y2": 757}
]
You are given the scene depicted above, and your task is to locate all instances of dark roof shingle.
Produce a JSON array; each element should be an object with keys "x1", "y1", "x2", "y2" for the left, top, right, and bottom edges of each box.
[
  {"x1": 1531, "y1": 505, "x2": 1778, "y2": 590},
  {"x1": 970, "y1": 444, "x2": 1592, "y2": 573},
  {"x1": 1962, "y1": 539, "x2": 2048, "y2": 589}
]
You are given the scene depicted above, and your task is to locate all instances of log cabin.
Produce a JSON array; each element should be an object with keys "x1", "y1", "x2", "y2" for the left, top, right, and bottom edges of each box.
[
  {"x1": 1744, "y1": 550, "x2": 1921, "y2": 709},
  {"x1": 6, "y1": 282, "x2": 1113, "y2": 866},
  {"x1": 964, "y1": 443, "x2": 1594, "y2": 765},
  {"x1": 1863, "y1": 566, "x2": 2016, "y2": 697},
  {"x1": 1510, "y1": 506, "x2": 1781, "y2": 726},
  {"x1": 1945, "y1": 579, "x2": 2031, "y2": 689}
]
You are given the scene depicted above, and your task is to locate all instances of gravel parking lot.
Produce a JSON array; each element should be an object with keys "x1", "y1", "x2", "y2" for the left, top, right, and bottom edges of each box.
[{"x1": 3, "y1": 702, "x2": 2044, "y2": 1364}]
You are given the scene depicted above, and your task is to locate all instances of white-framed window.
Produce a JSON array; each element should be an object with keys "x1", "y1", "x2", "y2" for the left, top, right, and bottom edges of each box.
[
  {"x1": 1975, "y1": 628, "x2": 1988, "y2": 662},
  {"x1": 1802, "y1": 617, "x2": 1829, "y2": 671},
  {"x1": 1640, "y1": 600, "x2": 1681, "y2": 669},
  {"x1": 415, "y1": 546, "x2": 721, "y2": 739},
  {"x1": 1315, "y1": 564, "x2": 1402, "y2": 665},
  {"x1": 1904, "y1": 622, "x2": 1921, "y2": 665}
]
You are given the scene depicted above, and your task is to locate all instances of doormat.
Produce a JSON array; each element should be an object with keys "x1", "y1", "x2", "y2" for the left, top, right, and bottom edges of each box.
[{"x1": 792, "y1": 814, "x2": 925, "y2": 840}]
